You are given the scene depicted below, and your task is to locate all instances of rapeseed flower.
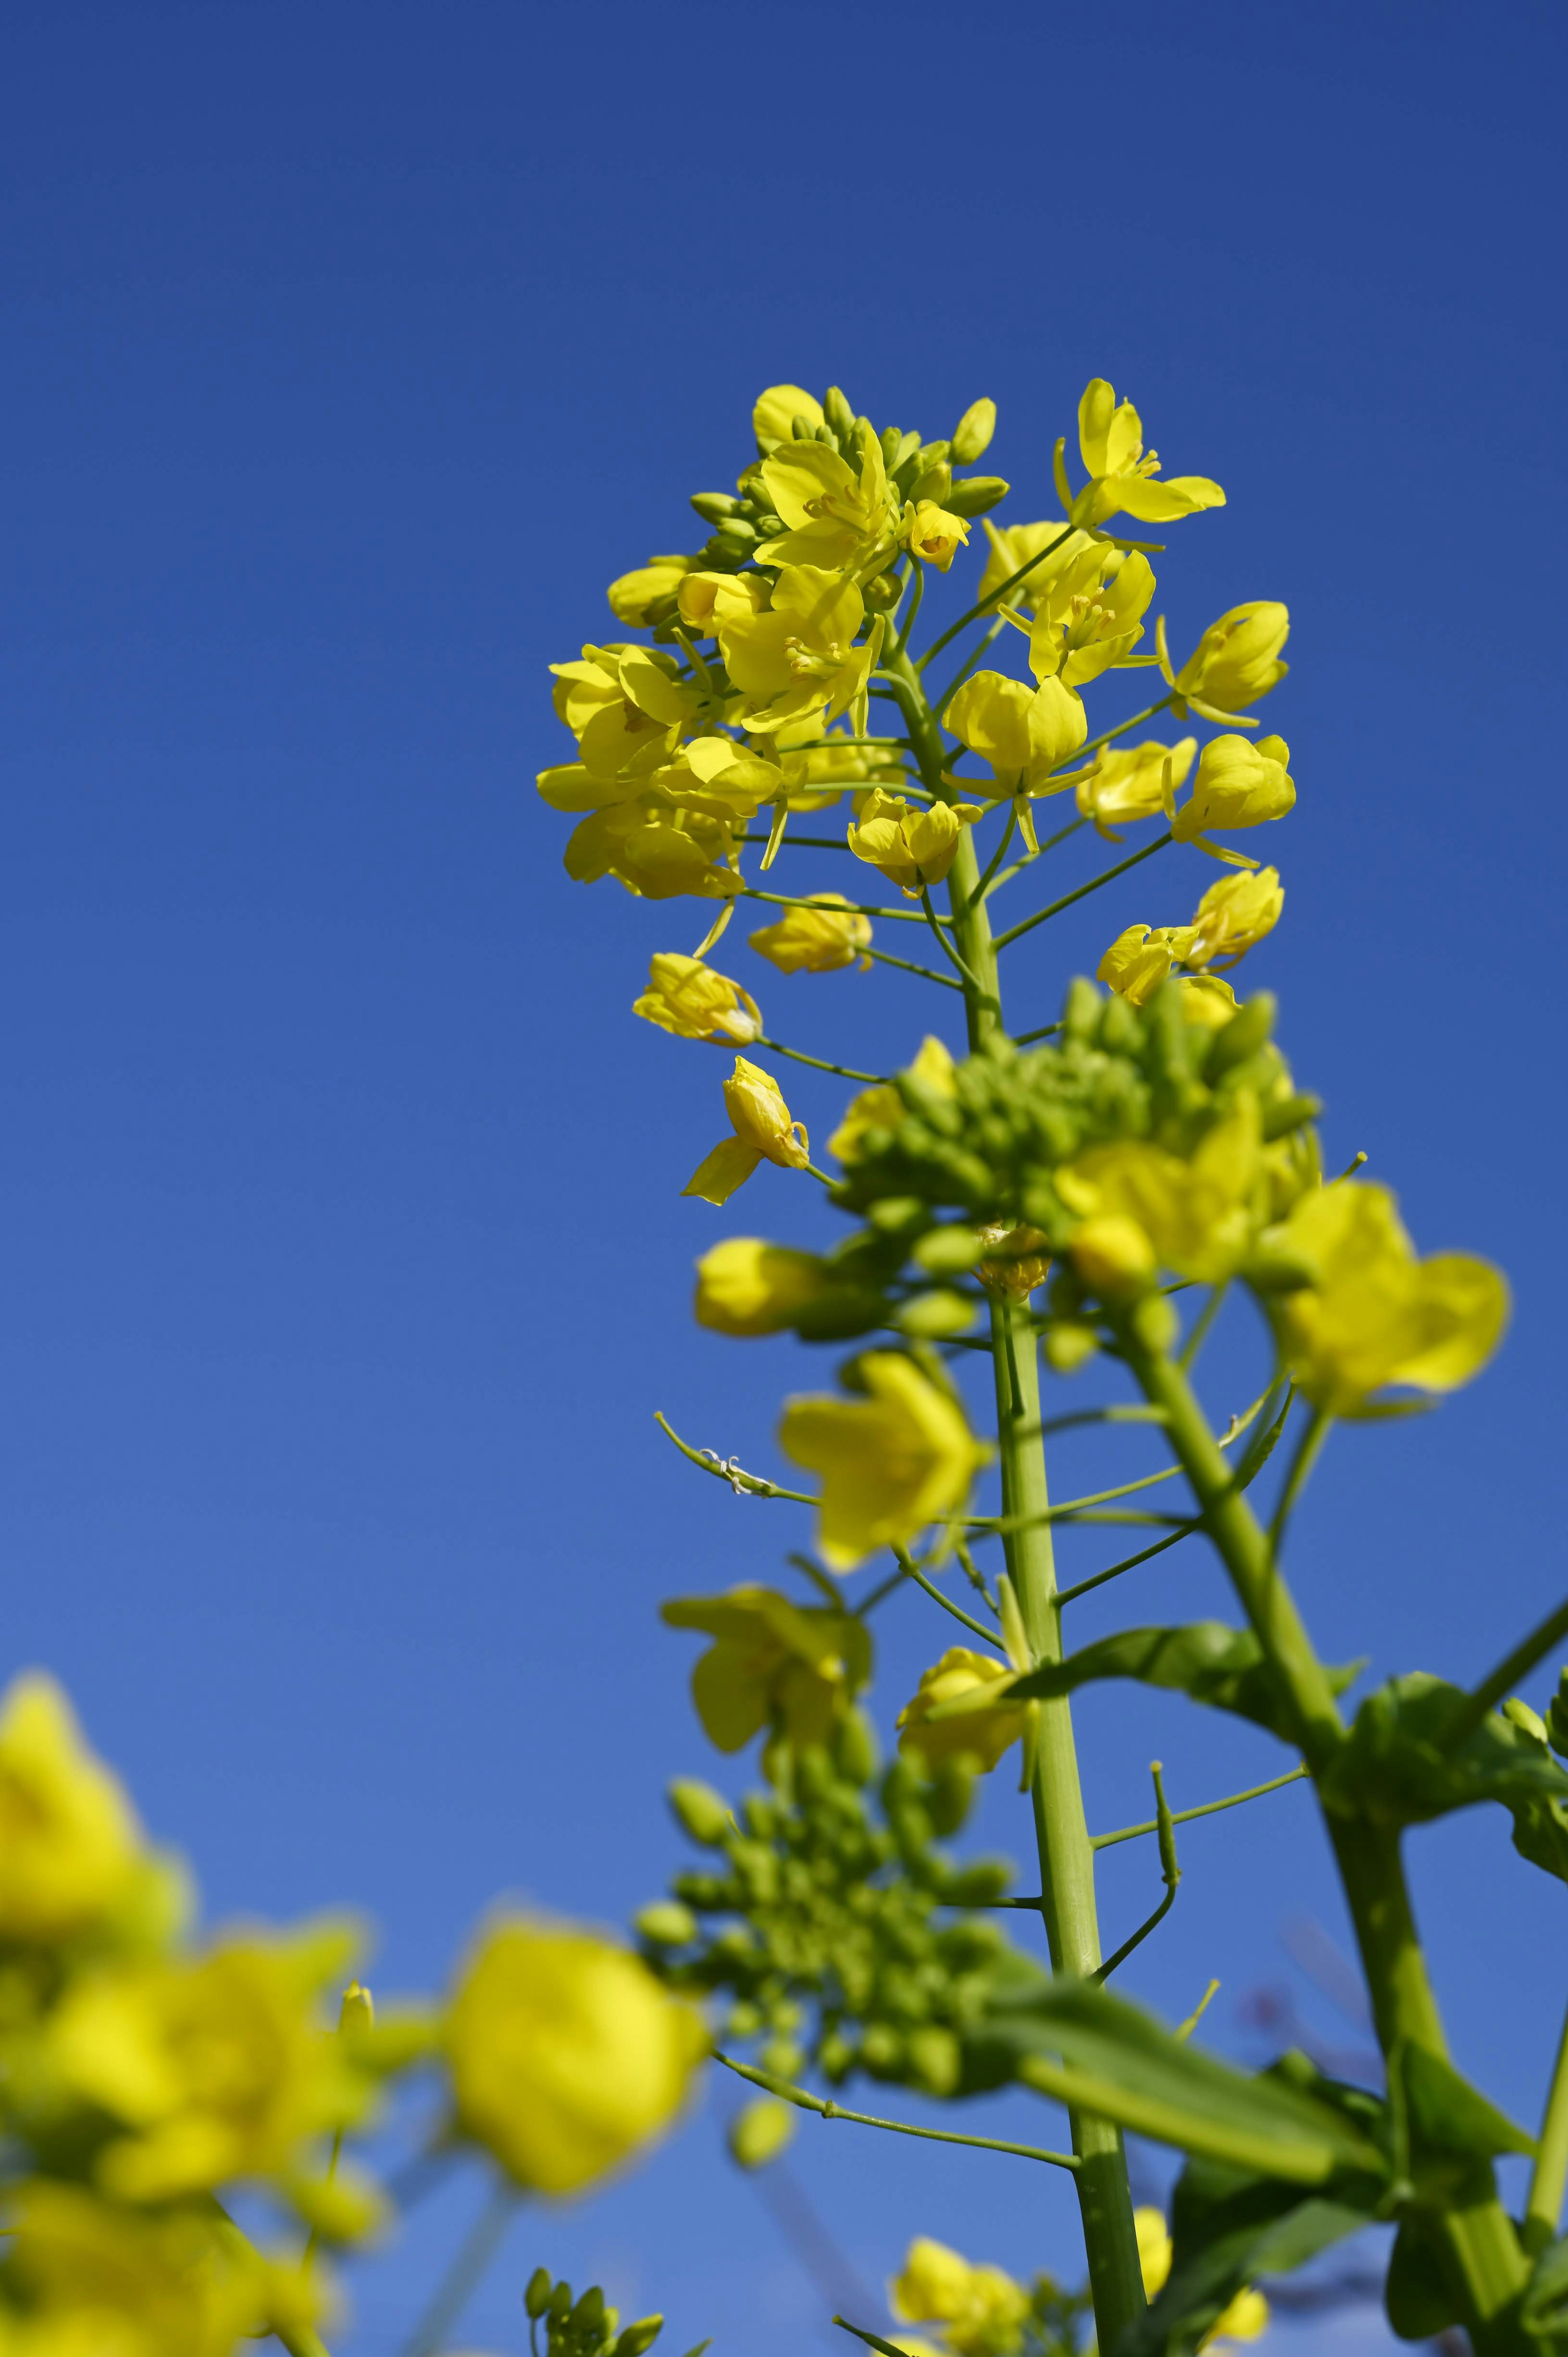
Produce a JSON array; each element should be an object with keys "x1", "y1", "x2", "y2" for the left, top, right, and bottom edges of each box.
[
  {"x1": 1171, "y1": 734, "x2": 1294, "y2": 858},
  {"x1": 1136, "y1": 2208, "x2": 1269, "y2": 2349},
  {"x1": 0, "y1": 1674, "x2": 147, "y2": 1947},
  {"x1": 1163, "y1": 602, "x2": 1290, "y2": 723},
  {"x1": 897, "y1": 1651, "x2": 1028, "y2": 1774},
  {"x1": 633, "y1": 954, "x2": 762, "y2": 1045},
  {"x1": 847, "y1": 790, "x2": 982, "y2": 895},
  {"x1": 682, "y1": 1059, "x2": 811, "y2": 1205},
  {"x1": 1069, "y1": 381, "x2": 1225, "y2": 530},
  {"x1": 720, "y1": 567, "x2": 884, "y2": 737},
  {"x1": 779, "y1": 1353, "x2": 988, "y2": 1571},
  {"x1": 830, "y1": 1037, "x2": 955, "y2": 1165},
  {"x1": 659, "y1": 1586, "x2": 871, "y2": 1750},
  {"x1": 1076, "y1": 738, "x2": 1196, "y2": 839},
  {"x1": 694, "y1": 1239, "x2": 831, "y2": 1336},
  {"x1": 749, "y1": 894, "x2": 873, "y2": 974},
  {"x1": 890, "y1": 2237, "x2": 1031, "y2": 2357}
]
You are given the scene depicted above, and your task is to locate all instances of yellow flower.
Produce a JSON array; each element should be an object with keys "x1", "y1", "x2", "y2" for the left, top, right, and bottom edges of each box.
[
  {"x1": 1097, "y1": 923, "x2": 1196, "y2": 1006},
  {"x1": 1268, "y1": 1182, "x2": 1509, "y2": 1414},
  {"x1": 945, "y1": 673, "x2": 1087, "y2": 847},
  {"x1": 447, "y1": 1919, "x2": 706, "y2": 2194},
  {"x1": 0, "y1": 1673, "x2": 145, "y2": 1945},
  {"x1": 1177, "y1": 973, "x2": 1241, "y2": 1027},
  {"x1": 682, "y1": 1058, "x2": 810, "y2": 1206},
  {"x1": 779, "y1": 1353, "x2": 989, "y2": 1572},
  {"x1": 676, "y1": 569, "x2": 772, "y2": 635},
  {"x1": 550, "y1": 645, "x2": 712, "y2": 783},
  {"x1": 1076, "y1": 738, "x2": 1196, "y2": 839},
  {"x1": 830, "y1": 1036, "x2": 955, "y2": 1165},
  {"x1": 889, "y1": 2239, "x2": 1030, "y2": 2357},
  {"x1": 1185, "y1": 867, "x2": 1284, "y2": 967},
  {"x1": 694, "y1": 1238, "x2": 831, "y2": 1337},
  {"x1": 848, "y1": 790, "x2": 982, "y2": 895},
  {"x1": 1058, "y1": 1099, "x2": 1265, "y2": 1286},
  {"x1": 1172, "y1": 735, "x2": 1295, "y2": 858},
  {"x1": 1068, "y1": 1213, "x2": 1159, "y2": 1299},
  {"x1": 1136, "y1": 2209, "x2": 1269, "y2": 2348},
  {"x1": 659, "y1": 1585, "x2": 871, "y2": 1750},
  {"x1": 561, "y1": 796, "x2": 744, "y2": 904},
  {"x1": 772, "y1": 717, "x2": 904, "y2": 808},
  {"x1": 757, "y1": 423, "x2": 896, "y2": 575},
  {"x1": 902, "y1": 500, "x2": 971, "y2": 570},
  {"x1": 753, "y1": 383, "x2": 824, "y2": 450},
  {"x1": 1165, "y1": 602, "x2": 1290, "y2": 723},
  {"x1": 51, "y1": 1924, "x2": 368, "y2": 2201},
  {"x1": 897, "y1": 1650, "x2": 1027, "y2": 1774},
  {"x1": 1069, "y1": 380, "x2": 1225, "y2": 529},
  {"x1": 749, "y1": 893, "x2": 873, "y2": 974},
  {"x1": 976, "y1": 1223, "x2": 1051, "y2": 1299},
  {"x1": 633, "y1": 953, "x2": 762, "y2": 1045},
  {"x1": 719, "y1": 566, "x2": 885, "y2": 737},
  {"x1": 1027, "y1": 547, "x2": 1156, "y2": 688},
  {"x1": 976, "y1": 519, "x2": 1098, "y2": 617},
  {"x1": 606, "y1": 556, "x2": 695, "y2": 628},
  {"x1": 5, "y1": 2181, "x2": 275, "y2": 2357}
]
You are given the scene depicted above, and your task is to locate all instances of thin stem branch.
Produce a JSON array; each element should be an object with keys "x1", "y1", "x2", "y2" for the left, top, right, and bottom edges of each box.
[
  {"x1": 961, "y1": 806, "x2": 1019, "y2": 912},
  {"x1": 1013, "y1": 1021, "x2": 1063, "y2": 1045},
  {"x1": 1055, "y1": 1523, "x2": 1200, "y2": 1608},
  {"x1": 755, "y1": 1036, "x2": 885, "y2": 1085},
  {"x1": 715, "y1": 2052, "x2": 1079, "y2": 2170},
  {"x1": 1179, "y1": 1282, "x2": 1229, "y2": 1372},
  {"x1": 893, "y1": 1545, "x2": 1000, "y2": 1644},
  {"x1": 992, "y1": 832, "x2": 1173, "y2": 954},
  {"x1": 1092, "y1": 1762, "x2": 1180, "y2": 1981},
  {"x1": 920, "y1": 886, "x2": 993, "y2": 999},
  {"x1": 1267, "y1": 1401, "x2": 1332, "y2": 1553},
  {"x1": 1442, "y1": 1593, "x2": 1568, "y2": 1751},
  {"x1": 396, "y1": 2179, "x2": 517, "y2": 2357},
  {"x1": 653, "y1": 1411, "x2": 816, "y2": 1505},
  {"x1": 740, "y1": 883, "x2": 942, "y2": 925},
  {"x1": 928, "y1": 615, "x2": 1008, "y2": 722},
  {"x1": 984, "y1": 815, "x2": 1090, "y2": 900},
  {"x1": 917, "y1": 522, "x2": 1079, "y2": 671},
  {"x1": 1092, "y1": 1764, "x2": 1309, "y2": 1851}
]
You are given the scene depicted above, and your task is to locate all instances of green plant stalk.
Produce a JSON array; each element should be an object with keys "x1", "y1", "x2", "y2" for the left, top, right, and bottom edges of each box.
[
  {"x1": 1524, "y1": 1996, "x2": 1568, "y2": 2255},
  {"x1": 884, "y1": 639, "x2": 1147, "y2": 2352},
  {"x1": 1118, "y1": 1331, "x2": 1532, "y2": 2350}
]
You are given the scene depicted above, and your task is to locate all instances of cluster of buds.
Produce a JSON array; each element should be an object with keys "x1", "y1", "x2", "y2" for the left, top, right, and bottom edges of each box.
[
  {"x1": 637, "y1": 1729, "x2": 1019, "y2": 2099},
  {"x1": 523, "y1": 2266, "x2": 670, "y2": 2357}
]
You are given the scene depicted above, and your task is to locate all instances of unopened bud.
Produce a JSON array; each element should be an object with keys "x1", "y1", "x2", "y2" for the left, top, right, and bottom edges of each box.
[
  {"x1": 1130, "y1": 1293, "x2": 1180, "y2": 1354},
  {"x1": 548, "y1": 2283, "x2": 574, "y2": 2324},
  {"x1": 1071, "y1": 1215, "x2": 1156, "y2": 1300},
  {"x1": 615, "y1": 2319, "x2": 665, "y2": 2357},
  {"x1": 574, "y1": 2289, "x2": 606, "y2": 2335},
  {"x1": 526, "y1": 2270, "x2": 555, "y2": 2321},
  {"x1": 690, "y1": 492, "x2": 745, "y2": 524},
  {"x1": 944, "y1": 475, "x2": 1009, "y2": 518},
  {"x1": 728, "y1": 2096, "x2": 796, "y2": 2170},
  {"x1": 913, "y1": 1225, "x2": 982, "y2": 1276},
  {"x1": 668, "y1": 1778, "x2": 732, "y2": 1846},
  {"x1": 635, "y1": 1900, "x2": 697, "y2": 1946},
  {"x1": 951, "y1": 399, "x2": 997, "y2": 463},
  {"x1": 1203, "y1": 991, "x2": 1276, "y2": 1077},
  {"x1": 910, "y1": 460, "x2": 952, "y2": 506},
  {"x1": 897, "y1": 1290, "x2": 974, "y2": 1339},
  {"x1": 1503, "y1": 1697, "x2": 1549, "y2": 1746},
  {"x1": 338, "y1": 1981, "x2": 374, "y2": 2033},
  {"x1": 1044, "y1": 1321, "x2": 1100, "y2": 1373},
  {"x1": 823, "y1": 385, "x2": 856, "y2": 439},
  {"x1": 977, "y1": 1223, "x2": 1050, "y2": 1300},
  {"x1": 861, "y1": 570, "x2": 902, "y2": 611}
]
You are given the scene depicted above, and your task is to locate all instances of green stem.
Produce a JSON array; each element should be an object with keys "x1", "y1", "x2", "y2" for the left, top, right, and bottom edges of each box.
[
  {"x1": 396, "y1": 2179, "x2": 517, "y2": 2357},
  {"x1": 740, "y1": 882, "x2": 941, "y2": 925},
  {"x1": 1525, "y1": 1996, "x2": 1568, "y2": 2256},
  {"x1": 992, "y1": 832, "x2": 1172, "y2": 954},
  {"x1": 715, "y1": 2052, "x2": 1079, "y2": 2170},
  {"x1": 755, "y1": 1036, "x2": 886, "y2": 1085},
  {"x1": 878, "y1": 633, "x2": 1146, "y2": 2350},
  {"x1": 892, "y1": 1544, "x2": 998, "y2": 1643},
  {"x1": 1092, "y1": 1764, "x2": 1309, "y2": 1849}
]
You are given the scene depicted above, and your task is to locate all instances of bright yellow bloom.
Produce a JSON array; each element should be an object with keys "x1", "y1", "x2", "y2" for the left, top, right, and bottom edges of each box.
[
  {"x1": 1058, "y1": 1098, "x2": 1265, "y2": 1286},
  {"x1": 633, "y1": 953, "x2": 762, "y2": 1045},
  {"x1": 902, "y1": 500, "x2": 971, "y2": 570},
  {"x1": 976, "y1": 519, "x2": 1098, "y2": 617},
  {"x1": 1097, "y1": 923, "x2": 1196, "y2": 1005},
  {"x1": 682, "y1": 1058, "x2": 810, "y2": 1206},
  {"x1": 659, "y1": 1585, "x2": 871, "y2": 1750},
  {"x1": 749, "y1": 893, "x2": 872, "y2": 974},
  {"x1": 719, "y1": 566, "x2": 884, "y2": 736},
  {"x1": 847, "y1": 790, "x2": 982, "y2": 896},
  {"x1": 1069, "y1": 1214, "x2": 1159, "y2": 1299},
  {"x1": 830, "y1": 1036, "x2": 956, "y2": 1164},
  {"x1": 1185, "y1": 867, "x2": 1284, "y2": 967},
  {"x1": 447, "y1": 1919, "x2": 706, "y2": 2194},
  {"x1": 945, "y1": 673, "x2": 1087, "y2": 846},
  {"x1": 676, "y1": 569, "x2": 771, "y2": 636},
  {"x1": 694, "y1": 1238, "x2": 831, "y2": 1336},
  {"x1": 1070, "y1": 381, "x2": 1225, "y2": 529},
  {"x1": 559, "y1": 795, "x2": 744, "y2": 903},
  {"x1": 897, "y1": 1650, "x2": 1027, "y2": 1773},
  {"x1": 1076, "y1": 738, "x2": 1196, "y2": 839},
  {"x1": 1165, "y1": 602, "x2": 1290, "y2": 722},
  {"x1": 779, "y1": 1353, "x2": 989, "y2": 1572},
  {"x1": 1269, "y1": 1182, "x2": 1509, "y2": 1414},
  {"x1": 889, "y1": 2238, "x2": 1030, "y2": 2357},
  {"x1": 550, "y1": 644, "x2": 714, "y2": 783},
  {"x1": 52, "y1": 1924, "x2": 368, "y2": 2201},
  {"x1": 757, "y1": 424, "x2": 895, "y2": 575},
  {"x1": 606, "y1": 556, "x2": 695, "y2": 628},
  {"x1": 4, "y1": 2181, "x2": 278, "y2": 2357},
  {"x1": 1027, "y1": 547, "x2": 1156, "y2": 688},
  {"x1": 1172, "y1": 734, "x2": 1295, "y2": 857},
  {"x1": 0, "y1": 1673, "x2": 145, "y2": 1945},
  {"x1": 753, "y1": 383, "x2": 824, "y2": 449},
  {"x1": 1136, "y1": 2209, "x2": 1269, "y2": 2348}
]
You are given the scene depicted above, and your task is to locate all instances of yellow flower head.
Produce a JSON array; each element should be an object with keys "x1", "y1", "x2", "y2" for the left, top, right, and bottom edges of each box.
[
  {"x1": 897, "y1": 1649, "x2": 1027, "y2": 1774},
  {"x1": 902, "y1": 500, "x2": 972, "y2": 571},
  {"x1": 1071, "y1": 381, "x2": 1225, "y2": 529},
  {"x1": 830, "y1": 1037, "x2": 955, "y2": 1165},
  {"x1": 682, "y1": 1058, "x2": 810, "y2": 1207},
  {"x1": 606, "y1": 556, "x2": 695, "y2": 628},
  {"x1": 561, "y1": 796, "x2": 744, "y2": 904},
  {"x1": 5, "y1": 2181, "x2": 276, "y2": 2357},
  {"x1": 694, "y1": 1238, "x2": 831, "y2": 1337},
  {"x1": 51, "y1": 1923, "x2": 368, "y2": 2201},
  {"x1": 633, "y1": 953, "x2": 762, "y2": 1046},
  {"x1": 976, "y1": 519, "x2": 1099, "y2": 617},
  {"x1": 1058, "y1": 1099, "x2": 1266, "y2": 1288},
  {"x1": 1097, "y1": 923, "x2": 1197, "y2": 1007},
  {"x1": 1028, "y1": 547, "x2": 1156, "y2": 688},
  {"x1": 660, "y1": 1584, "x2": 871, "y2": 1751},
  {"x1": 1269, "y1": 1181, "x2": 1509, "y2": 1415},
  {"x1": 676, "y1": 569, "x2": 771, "y2": 636},
  {"x1": 749, "y1": 893, "x2": 873, "y2": 975},
  {"x1": 550, "y1": 644, "x2": 711, "y2": 783},
  {"x1": 889, "y1": 2239, "x2": 1030, "y2": 2357},
  {"x1": 1168, "y1": 602, "x2": 1290, "y2": 722},
  {"x1": 0, "y1": 1673, "x2": 145, "y2": 1945},
  {"x1": 1076, "y1": 738, "x2": 1197, "y2": 839},
  {"x1": 1172, "y1": 735, "x2": 1295, "y2": 855},
  {"x1": 779, "y1": 1352, "x2": 989, "y2": 1571},
  {"x1": 447, "y1": 1918, "x2": 706, "y2": 2194},
  {"x1": 945, "y1": 674, "x2": 1089, "y2": 812},
  {"x1": 720, "y1": 566, "x2": 884, "y2": 737},
  {"x1": 1185, "y1": 867, "x2": 1285, "y2": 968},
  {"x1": 847, "y1": 790, "x2": 981, "y2": 896},
  {"x1": 757, "y1": 423, "x2": 895, "y2": 575},
  {"x1": 753, "y1": 384, "x2": 825, "y2": 450}
]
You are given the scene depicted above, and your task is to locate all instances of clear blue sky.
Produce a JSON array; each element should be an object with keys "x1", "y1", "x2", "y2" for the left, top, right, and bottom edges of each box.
[{"x1": 3, "y1": 4, "x2": 1565, "y2": 2350}]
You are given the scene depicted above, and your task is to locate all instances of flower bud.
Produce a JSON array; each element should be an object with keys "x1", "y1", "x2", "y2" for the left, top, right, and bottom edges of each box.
[
  {"x1": 897, "y1": 1290, "x2": 975, "y2": 1339},
  {"x1": 1204, "y1": 992, "x2": 1276, "y2": 1077},
  {"x1": 951, "y1": 399, "x2": 997, "y2": 463},
  {"x1": 695, "y1": 1239, "x2": 831, "y2": 1338},
  {"x1": 338, "y1": 1980, "x2": 374, "y2": 2032},
  {"x1": 1071, "y1": 1215, "x2": 1157, "y2": 1299},
  {"x1": 913, "y1": 1226, "x2": 982, "y2": 1276},
  {"x1": 822, "y1": 385, "x2": 856, "y2": 440},
  {"x1": 976, "y1": 1223, "x2": 1050, "y2": 1299},
  {"x1": 862, "y1": 570, "x2": 902, "y2": 610},
  {"x1": 615, "y1": 2321, "x2": 664, "y2": 2357},
  {"x1": 728, "y1": 2096, "x2": 796, "y2": 2170},
  {"x1": 1173, "y1": 602, "x2": 1290, "y2": 716},
  {"x1": 668, "y1": 1778, "x2": 732, "y2": 1846},
  {"x1": 943, "y1": 475, "x2": 1010, "y2": 518},
  {"x1": 527, "y1": 2270, "x2": 556, "y2": 2320},
  {"x1": 690, "y1": 492, "x2": 746, "y2": 524},
  {"x1": 1044, "y1": 1321, "x2": 1100, "y2": 1372},
  {"x1": 635, "y1": 1901, "x2": 697, "y2": 1946}
]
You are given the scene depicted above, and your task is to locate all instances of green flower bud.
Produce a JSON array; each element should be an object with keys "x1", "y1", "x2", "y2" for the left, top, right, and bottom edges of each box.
[
  {"x1": 822, "y1": 385, "x2": 856, "y2": 439},
  {"x1": 1261, "y1": 1091, "x2": 1322, "y2": 1141},
  {"x1": 862, "y1": 570, "x2": 902, "y2": 611},
  {"x1": 668, "y1": 1778, "x2": 732, "y2": 1846},
  {"x1": 951, "y1": 399, "x2": 997, "y2": 463},
  {"x1": 1130, "y1": 1293, "x2": 1180, "y2": 1354},
  {"x1": 526, "y1": 2270, "x2": 555, "y2": 2320},
  {"x1": 913, "y1": 1225, "x2": 982, "y2": 1275},
  {"x1": 728, "y1": 2095, "x2": 797, "y2": 2169},
  {"x1": 897, "y1": 1289, "x2": 974, "y2": 1339},
  {"x1": 944, "y1": 475, "x2": 1009, "y2": 517},
  {"x1": 690, "y1": 492, "x2": 746, "y2": 524},
  {"x1": 615, "y1": 2321, "x2": 664, "y2": 2357},
  {"x1": 943, "y1": 1857, "x2": 1014, "y2": 1907},
  {"x1": 635, "y1": 1900, "x2": 697, "y2": 1946},
  {"x1": 1044, "y1": 1321, "x2": 1100, "y2": 1373},
  {"x1": 549, "y1": 2283, "x2": 574, "y2": 2325},
  {"x1": 1203, "y1": 991, "x2": 1276, "y2": 1077},
  {"x1": 906, "y1": 2025, "x2": 961, "y2": 2095},
  {"x1": 1504, "y1": 1697, "x2": 1550, "y2": 1746},
  {"x1": 927, "y1": 1756, "x2": 976, "y2": 1837},
  {"x1": 574, "y1": 2289, "x2": 606, "y2": 2335}
]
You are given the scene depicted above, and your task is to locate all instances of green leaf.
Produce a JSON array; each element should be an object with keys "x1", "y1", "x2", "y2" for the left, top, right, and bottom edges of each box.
[
  {"x1": 1319, "y1": 1673, "x2": 1568, "y2": 1837},
  {"x1": 1403, "y1": 2044, "x2": 1535, "y2": 2162},
  {"x1": 961, "y1": 1977, "x2": 1385, "y2": 2184},
  {"x1": 991, "y1": 1622, "x2": 1361, "y2": 1746},
  {"x1": 1385, "y1": 2217, "x2": 1463, "y2": 2342},
  {"x1": 1522, "y1": 2234, "x2": 1568, "y2": 2345}
]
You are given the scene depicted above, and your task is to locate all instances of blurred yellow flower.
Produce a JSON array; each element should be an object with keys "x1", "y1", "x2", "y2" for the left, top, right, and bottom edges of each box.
[
  {"x1": 890, "y1": 2237, "x2": 1031, "y2": 2357},
  {"x1": 1071, "y1": 381, "x2": 1225, "y2": 529},
  {"x1": 779, "y1": 1353, "x2": 989, "y2": 1571},
  {"x1": 1172, "y1": 735, "x2": 1294, "y2": 858},
  {"x1": 976, "y1": 1223, "x2": 1051, "y2": 1300},
  {"x1": 1165, "y1": 602, "x2": 1290, "y2": 722},
  {"x1": 0, "y1": 1673, "x2": 145, "y2": 1946},
  {"x1": 633, "y1": 953, "x2": 762, "y2": 1045},
  {"x1": 848, "y1": 790, "x2": 982, "y2": 895},
  {"x1": 1269, "y1": 1182, "x2": 1509, "y2": 1414},
  {"x1": 830, "y1": 1037, "x2": 955, "y2": 1164},
  {"x1": 1058, "y1": 1099, "x2": 1265, "y2": 1286},
  {"x1": 1097, "y1": 922, "x2": 1195, "y2": 1006},
  {"x1": 4, "y1": 2181, "x2": 278, "y2": 2357},
  {"x1": 682, "y1": 1058, "x2": 811, "y2": 1206},
  {"x1": 1076, "y1": 738, "x2": 1196, "y2": 839},
  {"x1": 694, "y1": 1239, "x2": 831, "y2": 1337},
  {"x1": 447, "y1": 1919, "x2": 706, "y2": 2194},
  {"x1": 897, "y1": 1650, "x2": 1027, "y2": 1774},
  {"x1": 749, "y1": 894, "x2": 873, "y2": 975},
  {"x1": 659, "y1": 1585, "x2": 871, "y2": 1750}
]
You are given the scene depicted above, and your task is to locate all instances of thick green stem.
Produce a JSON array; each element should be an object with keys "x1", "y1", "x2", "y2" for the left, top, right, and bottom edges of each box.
[
  {"x1": 1119, "y1": 1334, "x2": 1531, "y2": 2350},
  {"x1": 1524, "y1": 1997, "x2": 1568, "y2": 2256},
  {"x1": 882, "y1": 639, "x2": 1147, "y2": 2352}
]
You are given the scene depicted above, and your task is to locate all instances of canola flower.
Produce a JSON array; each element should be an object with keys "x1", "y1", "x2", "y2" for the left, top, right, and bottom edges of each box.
[
  {"x1": 660, "y1": 1585, "x2": 871, "y2": 1751},
  {"x1": 896, "y1": 1650, "x2": 1028, "y2": 1775},
  {"x1": 749, "y1": 892, "x2": 873, "y2": 974},
  {"x1": 682, "y1": 1057, "x2": 812, "y2": 1205},
  {"x1": 633, "y1": 953, "x2": 762, "y2": 1045},
  {"x1": 779, "y1": 1353, "x2": 989, "y2": 1572}
]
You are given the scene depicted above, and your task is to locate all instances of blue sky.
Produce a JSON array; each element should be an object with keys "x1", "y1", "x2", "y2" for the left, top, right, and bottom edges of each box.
[{"x1": 2, "y1": 2, "x2": 1566, "y2": 2349}]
